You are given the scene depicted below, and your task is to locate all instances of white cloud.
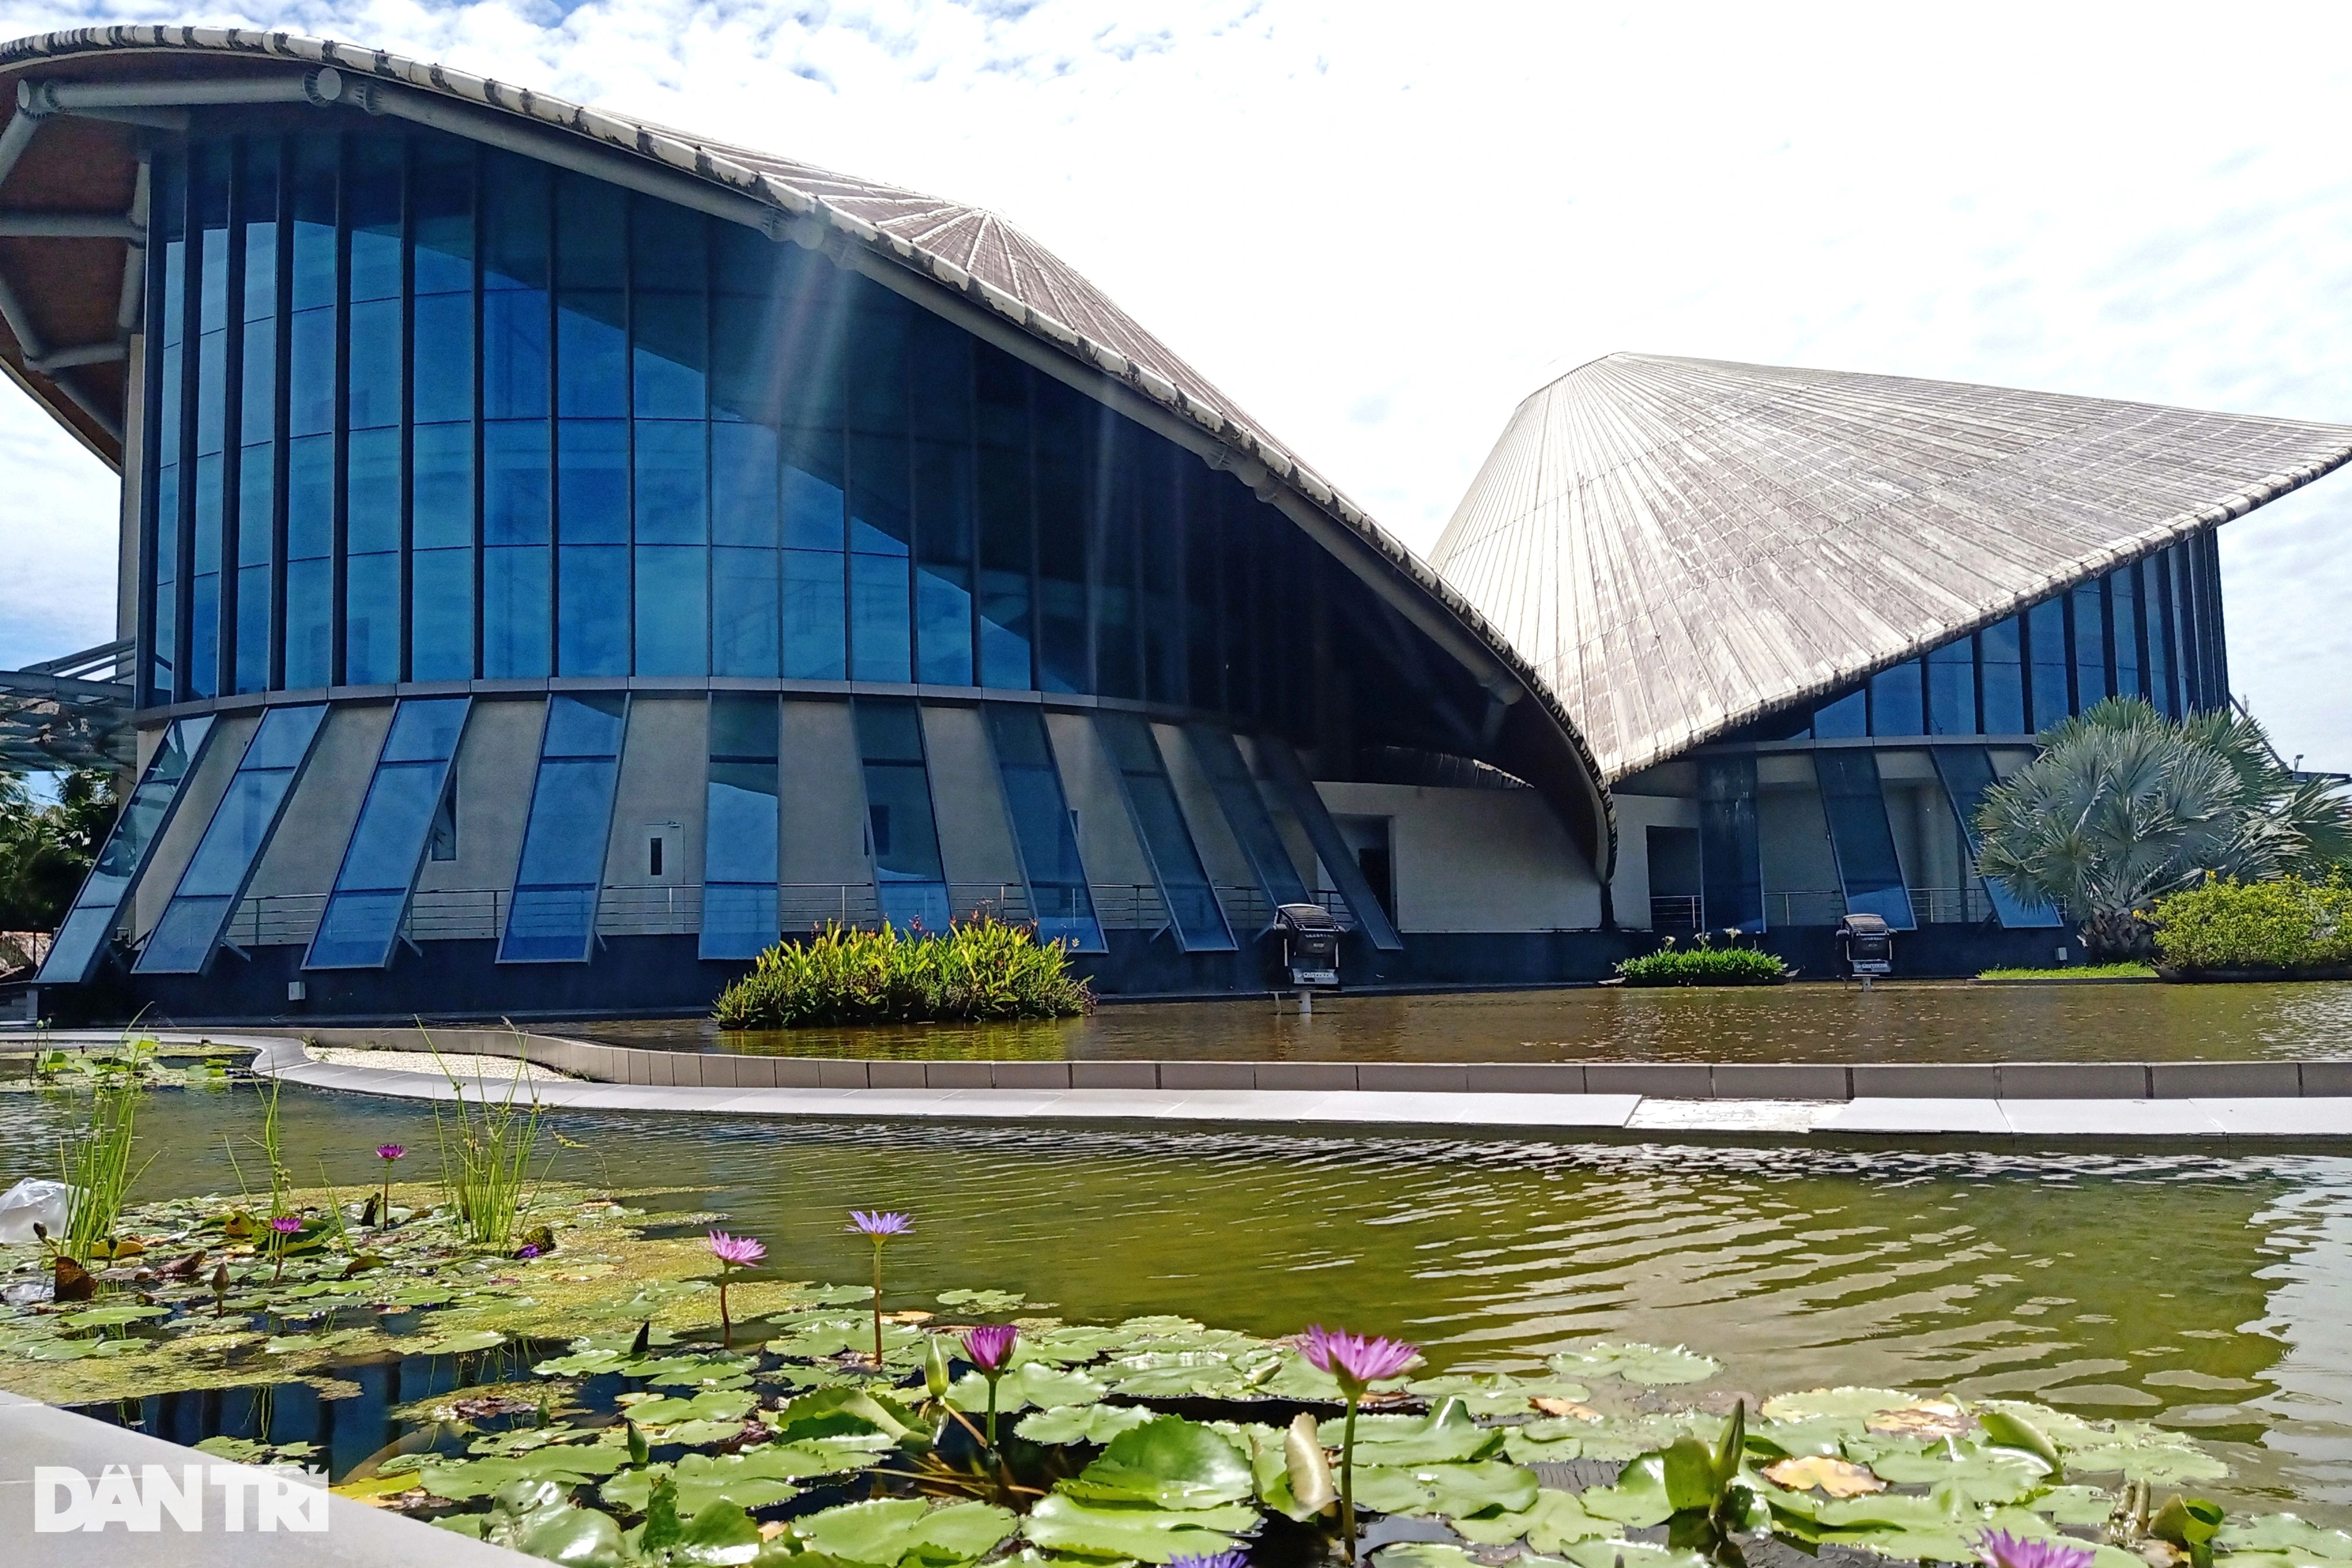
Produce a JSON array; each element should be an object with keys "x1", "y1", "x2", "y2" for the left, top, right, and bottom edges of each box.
[{"x1": 2, "y1": 0, "x2": 2346, "y2": 766}]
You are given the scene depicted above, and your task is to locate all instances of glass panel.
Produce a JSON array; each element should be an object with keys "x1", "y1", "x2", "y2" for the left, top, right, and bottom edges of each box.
[
  {"x1": 1251, "y1": 733, "x2": 1404, "y2": 950},
  {"x1": 1034, "y1": 377, "x2": 1090, "y2": 693},
  {"x1": 189, "y1": 146, "x2": 230, "y2": 701},
  {"x1": 346, "y1": 424, "x2": 402, "y2": 684},
  {"x1": 1094, "y1": 713, "x2": 1232, "y2": 952},
  {"x1": 499, "y1": 694, "x2": 627, "y2": 963},
  {"x1": 1698, "y1": 754, "x2": 1764, "y2": 934},
  {"x1": 701, "y1": 694, "x2": 781, "y2": 959},
  {"x1": 2071, "y1": 581, "x2": 2108, "y2": 708},
  {"x1": 1930, "y1": 747, "x2": 2061, "y2": 930},
  {"x1": 1141, "y1": 449, "x2": 1184, "y2": 706},
  {"x1": 2147, "y1": 554, "x2": 2177, "y2": 717},
  {"x1": 2027, "y1": 596, "x2": 2069, "y2": 731},
  {"x1": 1926, "y1": 637, "x2": 1976, "y2": 735},
  {"x1": 1813, "y1": 748, "x2": 1915, "y2": 930},
  {"x1": 975, "y1": 346, "x2": 1033, "y2": 690},
  {"x1": 136, "y1": 704, "x2": 328, "y2": 974},
  {"x1": 36, "y1": 716, "x2": 219, "y2": 985},
  {"x1": 557, "y1": 418, "x2": 629, "y2": 676},
  {"x1": 1980, "y1": 616, "x2": 2025, "y2": 733},
  {"x1": 1868, "y1": 660, "x2": 1923, "y2": 736},
  {"x1": 1094, "y1": 427, "x2": 1140, "y2": 700},
  {"x1": 306, "y1": 698, "x2": 472, "y2": 968},
  {"x1": 853, "y1": 699, "x2": 947, "y2": 934},
  {"x1": 485, "y1": 541, "x2": 551, "y2": 678},
  {"x1": 1812, "y1": 686, "x2": 1865, "y2": 738},
  {"x1": 2112, "y1": 563, "x2": 2143, "y2": 700},
  {"x1": 983, "y1": 706, "x2": 1101, "y2": 950},
  {"x1": 713, "y1": 422, "x2": 780, "y2": 677},
  {"x1": 1185, "y1": 475, "x2": 1221, "y2": 709},
  {"x1": 635, "y1": 544, "x2": 707, "y2": 676},
  {"x1": 1185, "y1": 724, "x2": 1308, "y2": 908}
]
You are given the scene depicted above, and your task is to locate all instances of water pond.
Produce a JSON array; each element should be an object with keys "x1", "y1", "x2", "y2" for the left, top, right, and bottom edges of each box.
[
  {"x1": 572, "y1": 980, "x2": 2352, "y2": 1065},
  {"x1": 3, "y1": 1082, "x2": 2349, "y2": 1529}
]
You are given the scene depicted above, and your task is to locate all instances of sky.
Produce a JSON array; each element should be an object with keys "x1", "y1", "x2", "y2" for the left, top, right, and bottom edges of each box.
[{"x1": 1, "y1": 1, "x2": 2348, "y2": 767}]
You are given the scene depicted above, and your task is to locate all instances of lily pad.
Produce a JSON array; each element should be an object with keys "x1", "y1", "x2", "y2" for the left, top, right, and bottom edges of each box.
[
  {"x1": 935, "y1": 1288, "x2": 1045, "y2": 1313},
  {"x1": 1061, "y1": 1416, "x2": 1254, "y2": 1509},
  {"x1": 1547, "y1": 1342, "x2": 1721, "y2": 1386},
  {"x1": 948, "y1": 1363, "x2": 1108, "y2": 1414},
  {"x1": 1017, "y1": 1404, "x2": 1160, "y2": 1446},
  {"x1": 1871, "y1": 1442, "x2": 2051, "y2": 1507},
  {"x1": 1405, "y1": 1372, "x2": 1593, "y2": 1417},
  {"x1": 415, "y1": 1328, "x2": 509, "y2": 1356},
  {"x1": 794, "y1": 1499, "x2": 1018, "y2": 1567},
  {"x1": 418, "y1": 1444, "x2": 628, "y2": 1500},
  {"x1": 1451, "y1": 1487, "x2": 1620, "y2": 1552},
  {"x1": 1020, "y1": 1495, "x2": 1257, "y2": 1563},
  {"x1": 1759, "y1": 1388, "x2": 1929, "y2": 1423},
  {"x1": 601, "y1": 1447, "x2": 833, "y2": 1513},
  {"x1": 2220, "y1": 1516, "x2": 2352, "y2": 1562},
  {"x1": 1762, "y1": 1455, "x2": 1885, "y2": 1497},
  {"x1": 60, "y1": 1303, "x2": 170, "y2": 1328},
  {"x1": 1351, "y1": 1459, "x2": 1540, "y2": 1517},
  {"x1": 1349, "y1": 1399, "x2": 1506, "y2": 1466},
  {"x1": 622, "y1": 1388, "x2": 757, "y2": 1427}
]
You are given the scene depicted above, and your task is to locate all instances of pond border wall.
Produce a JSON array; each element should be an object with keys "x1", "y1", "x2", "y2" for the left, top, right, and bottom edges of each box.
[{"x1": 240, "y1": 1028, "x2": 2352, "y2": 1101}]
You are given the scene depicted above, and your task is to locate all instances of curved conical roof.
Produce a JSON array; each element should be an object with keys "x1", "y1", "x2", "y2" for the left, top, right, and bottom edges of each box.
[{"x1": 1432, "y1": 353, "x2": 2352, "y2": 783}]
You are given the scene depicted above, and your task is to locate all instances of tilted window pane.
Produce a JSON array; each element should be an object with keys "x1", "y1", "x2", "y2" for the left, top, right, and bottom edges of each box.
[
  {"x1": 1813, "y1": 748, "x2": 1915, "y2": 930},
  {"x1": 36, "y1": 716, "x2": 218, "y2": 986},
  {"x1": 1094, "y1": 713, "x2": 1232, "y2": 952},
  {"x1": 1929, "y1": 747, "x2": 2060, "y2": 930},
  {"x1": 499, "y1": 694, "x2": 627, "y2": 964},
  {"x1": 1185, "y1": 724, "x2": 1308, "y2": 906},
  {"x1": 982, "y1": 706, "x2": 1098, "y2": 950},
  {"x1": 701, "y1": 695, "x2": 781, "y2": 961},
  {"x1": 306, "y1": 698, "x2": 471, "y2": 969},
  {"x1": 852, "y1": 699, "x2": 947, "y2": 933}
]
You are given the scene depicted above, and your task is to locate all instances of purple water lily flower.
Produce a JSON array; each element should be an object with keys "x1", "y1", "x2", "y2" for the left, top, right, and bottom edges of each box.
[
  {"x1": 848, "y1": 1211, "x2": 913, "y2": 1238},
  {"x1": 267, "y1": 1214, "x2": 302, "y2": 1283},
  {"x1": 269, "y1": 1215, "x2": 303, "y2": 1235},
  {"x1": 372, "y1": 1145, "x2": 406, "y2": 1230},
  {"x1": 1301, "y1": 1325, "x2": 1422, "y2": 1565},
  {"x1": 1976, "y1": 1533, "x2": 2094, "y2": 1568},
  {"x1": 963, "y1": 1323, "x2": 1020, "y2": 1449},
  {"x1": 707, "y1": 1231, "x2": 765, "y2": 1349},
  {"x1": 517, "y1": 1244, "x2": 542, "y2": 1260},
  {"x1": 1168, "y1": 1555, "x2": 1250, "y2": 1568},
  {"x1": 375, "y1": 1144, "x2": 406, "y2": 1163}
]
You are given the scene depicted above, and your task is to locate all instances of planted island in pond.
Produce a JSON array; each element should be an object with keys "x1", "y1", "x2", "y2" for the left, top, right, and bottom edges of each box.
[
  {"x1": 714, "y1": 915, "x2": 1095, "y2": 1028},
  {"x1": 1615, "y1": 937, "x2": 1792, "y2": 988}
]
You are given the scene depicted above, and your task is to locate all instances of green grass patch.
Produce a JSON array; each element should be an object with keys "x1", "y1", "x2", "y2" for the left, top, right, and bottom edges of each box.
[
  {"x1": 1615, "y1": 938, "x2": 1790, "y2": 987},
  {"x1": 714, "y1": 914, "x2": 1094, "y2": 1028},
  {"x1": 1976, "y1": 962, "x2": 2156, "y2": 980}
]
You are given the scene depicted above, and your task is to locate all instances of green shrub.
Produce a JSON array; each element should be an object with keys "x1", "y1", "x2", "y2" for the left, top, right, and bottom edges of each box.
[
  {"x1": 1976, "y1": 962, "x2": 2155, "y2": 980},
  {"x1": 2150, "y1": 873, "x2": 2352, "y2": 975},
  {"x1": 714, "y1": 914, "x2": 1095, "y2": 1028},
  {"x1": 1615, "y1": 935, "x2": 1791, "y2": 987}
]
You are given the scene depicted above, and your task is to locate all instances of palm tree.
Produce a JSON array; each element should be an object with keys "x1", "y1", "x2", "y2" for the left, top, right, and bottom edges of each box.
[{"x1": 1974, "y1": 698, "x2": 2352, "y2": 961}]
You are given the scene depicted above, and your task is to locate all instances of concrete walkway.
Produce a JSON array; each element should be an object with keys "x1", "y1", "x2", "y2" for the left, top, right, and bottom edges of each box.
[{"x1": 238, "y1": 1038, "x2": 2352, "y2": 1141}]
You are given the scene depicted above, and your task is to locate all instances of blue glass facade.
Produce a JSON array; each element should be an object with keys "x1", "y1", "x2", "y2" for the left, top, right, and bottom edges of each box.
[{"x1": 136, "y1": 123, "x2": 1352, "y2": 745}]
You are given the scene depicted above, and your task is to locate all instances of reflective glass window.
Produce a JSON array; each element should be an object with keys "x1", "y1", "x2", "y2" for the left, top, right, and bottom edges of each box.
[
  {"x1": 701, "y1": 695, "x2": 781, "y2": 959},
  {"x1": 984, "y1": 706, "x2": 1101, "y2": 950},
  {"x1": 2071, "y1": 581, "x2": 2109, "y2": 707},
  {"x1": 2026, "y1": 597, "x2": 2069, "y2": 730},
  {"x1": 853, "y1": 699, "x2": 948, "y2": 932},
  {"x1": 1811, "y1": 687, "x2": 1865, "y2": 738},
  {"x1": 148, "y1": 151, "x2": 186, "y2": 703},
  {"x1": 558, "y1": 417, "x2": 630, "y2": 674},
  {"x1": 2147, "y1": 554, "x2": 2177, "y2": 716},
  {"x1": 1184, "y1": 480, "x2": 1222, "y2": 708},
  {"x1": 1698, "y1": 754, "x2": 1765, "y2": 932},
  {"x1": 1033, "y1": 378, "x2": 1090, "y2": 693},
  {"x1": 1186, "y1": 724, "x2": 1308, "y2": 908},
  {"x1": 974, "y1": 346, "x2": 1033, "y2": 690},
  {"x1": 410, "y1": 139, "x2": 476, "y2": 681},
  {"x1": 285, "y1": 434, "x2": 334, "y2": 687},
  {"x1": 1141, "y1": 449, "x2": 1185, "y2": 706},
  {"x1": 1094, "y1": 428, "x2": 1141, "y2": 700},
  {"x1": 1814, "y1": 748, "x2": 1915, "y2": 930},
  {"x1": 712, "y1": 422, "x2": 780, "y2": 676},
  {"x1": 346, "y1": 424, "x2": 402, "y2": 684},
  {"x1": 1926, "y1": 638, "x2": 1976, "y2": 734},
  {"x1": 189, "y1": 145, "x2": 231, "y2": 700},
  {"x1": 847, "y1": 298, "x2": 912, "y2": 683},
  {"x1": 234, "y1": 136, "x2": 280, "y2": 696},
  {"x1": 307, "y1": 698, "x2": 472, "y2": 968},
  {"x1": 911, "y1": 314, "x2": 974, "y2": 686},
  {"x1": 136, "y1": 704, "x2": 328, "y2": 974},
  {"x1": 500, "y1": 694, "x2": 626, "y2": 962},
  {"x1": 2112, "y1": 563, "x2": 2143, "y2": 700},
  {"x1": 1980, "y1": 615, "x2": 2026, "y2": 733},
  {"x1": 36, "y1": 716, "x2": 219, "y2": 987},
  {"x1": 1868, "y1": 660, "x2": 1923, "y2": 736},
  {"x1": 1930, "y1": 747, "x2": 2060, "y2": 930},
  {"x1": 1095, "y1": 713, "x2": 1232, "y2": 951}
]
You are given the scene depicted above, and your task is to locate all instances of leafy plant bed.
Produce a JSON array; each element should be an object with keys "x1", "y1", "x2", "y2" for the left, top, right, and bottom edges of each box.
[
  {"x1": 9, "y1": 1188, "x2": 2344, "y2": 1568},
  {"x1": 1975, "y1": 965, "x2": 2158, "y2": 983},
  {"x1": 715, "y1": 915, "x2": 1095, "y2": 1028},
  {"x1": 1616, "y1": 940, "x2": 1792, "y2": 988}
]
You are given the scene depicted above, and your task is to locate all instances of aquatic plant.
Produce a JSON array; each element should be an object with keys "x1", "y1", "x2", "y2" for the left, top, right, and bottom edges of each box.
[
  {"x1": 374, "y1": 1144, "x2": 406, "y2": 1225},
  {"x1": 1616, "y1": 934, "x2": 1790, "y2": 987},
  {"x1": 707, "y1": 1230, "x2": 765, "y2": 1349},
  {"x1": 1167, "y1": 1554, "x2": 1251, "y2": 1568},
  {"x1": 430, "y1": 1038, "x2": 548, "y2": 1251},
  {"x1": 56, "y1": 1081, "x2": 149, "y2": 1264},
  {"x1": 712, "y1": 914, "x2": 1094, "y2": 1028},
  {"x1": 1302, "y1": 1325, "x2": 1421, "y2": 1562},
  {"x1": 963, "y1": 1323, "x2": 1018, "y2": 1449},
  {"x1": 1976, "y1": 1529, "x2": 2094, "y2": 1568},
  {"x1": 851, "y1": 1210, "x2": 913, "y2": 1366},
  {"x1": 268, "y1": 1213, "x2": 301, "y2": 1284}
]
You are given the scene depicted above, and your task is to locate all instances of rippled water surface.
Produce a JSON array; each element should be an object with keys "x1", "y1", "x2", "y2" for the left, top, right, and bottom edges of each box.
[
  {"x1": 573, "y1": 979, "x2": 2352, "y2": 1063},
  {"x1": 5, "y1": 1084, "x2": 2350, "y2": 1518}
]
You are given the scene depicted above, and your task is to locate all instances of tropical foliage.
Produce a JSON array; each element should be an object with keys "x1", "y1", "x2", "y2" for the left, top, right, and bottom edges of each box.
[
  {"x1": 714, "y1": 915, "x2": 1093, "y2": 1028},
  {"x1": 1616, "y1": 936, "x2": 1791, "y2": 987},
  {"x1": 0, "y1": 764, "x2": 119, "y2": 950},
  {"x1": 2150, "y1": 873, "x2": 2352, "y2": 976},
  {"x1": 1974, "y1": 700, "x2": 2352, "y2": 962}
]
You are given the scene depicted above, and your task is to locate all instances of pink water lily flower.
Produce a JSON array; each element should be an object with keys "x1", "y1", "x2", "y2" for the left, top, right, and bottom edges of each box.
[
  {"x1": 962, "y1": 1323, "x2": 1020, "y2": 1449},
  {"x1": 848, "y1": 1211, "x2": 912, "y2": 1237},
  {"x1": 375, "y1": 1144, "x2": 406, "y2": 1162},
  {"x1": 269, "y1": 1215, "x2": 303, "y2": 1235},
  {"x1": 707, "y1": 1231, "x2": 765, "y2": 1349},
  {"x1": 1976, "y1": 1533, "x2": 2094, "y2": 1568},
  {"x1": 1167, "y1": 1556, "x2": 1251, "y2": 1568},
  {"x1": 1301, "y1": 1325, "x2": 1419, "y2": 1389}
]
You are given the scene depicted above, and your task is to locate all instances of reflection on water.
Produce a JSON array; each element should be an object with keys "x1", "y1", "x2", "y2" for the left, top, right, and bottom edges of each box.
[
  {"x1": 4, "y1": 1084, "x2": 2350, "y2": 1516},
  {"x1": 572, "y1": 979, "x2": 2352, "y2": 1064}
]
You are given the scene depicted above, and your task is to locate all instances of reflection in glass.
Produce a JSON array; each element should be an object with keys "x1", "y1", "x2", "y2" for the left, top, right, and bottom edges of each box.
[
  {"x1": 36, "y1": 717, "x2": 220, "y2": 986},
  {"x1": 2027, "y1": 598, "x2": 2069, "y2": 732},
  {"x1": 1980, "y1": 617, "x2": 2025, "y2": 733},
  {"x1": 306, "y1": 699, "x2": 472, "y2": 968},
  {"x1": 1095, "y1": 713, "x2": 1233, "y2": 952},
  {"x1": 499, "y1": 695, "x2": 627, "y2": 963},
  {"x1": 1926, "y1": 639, "x2": 1976, "y2": 735},
  {"x1": 984, "y1": 706, "x2": 1102, "y2": 951},
  {"x1": 1813, "y1": 748, "x2": 1915, "y2": 931},
  {"x1": 1869, "y1": 661, "x2": 1923, "y2": 737},
  {"x1": 701, "y1": 696, "x2": 781, "y2": 959},
  {"x1": 853, "y1": 699, "x2": 948, "y2": 932}
]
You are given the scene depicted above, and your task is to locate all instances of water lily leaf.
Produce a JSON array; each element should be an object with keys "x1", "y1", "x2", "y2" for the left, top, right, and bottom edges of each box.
[
  {"x1": 1505, "y1": 1420, "x2": 1592, "y2": 1463},
  {"x1": 1017, "y1": 1404, "x2": 1160, "y2": 1446},
  {"x1": 535, "y1": 1347, "x2": 633, "y2": 1377},
  {"x1": 1980, "y1": 1408, "x2": 2064, "y2": 1474},
  {"x1": 1405, "y1": 1373, "x2": 1592, "y2": 1417},
  {"x1": 1578, "y1": 1439, "x2": 1723, "y2": 1526},
  {"x1": 601, "y1": 1447, "x2": 831, "y2": 1513},
  {"x1": 935, "y1": 1288, "x2": 1045, "y2": 1313},
  {"x1": 61, "y1": 1303, "x2": 169, "y2": 1328},
  {"x1": 417, "y1": 1328, "x2": 509, "y2": 1356},
  {"x1": 2063, "y1": 1441, "x2": 2230, "y2": 1485},
  {"x1": 1352, "y1": 1459, "x2": 1540, "y2": 1518},
  {"x1": 1252, "y1": 1350, "x2": 1406, "y2": 1403},
  {"x1": 668, "y1": 1499, "x2": 764, "y2": 1567},
  {"x1": 1871, "y1": 1442, "x2": 2050, "y2": 1507},
  {"x1": 1547, "y1": 1342, "x2": 1721, "y2": 1386},
  {"x1": 1376, "y1": 1546, "x2": 1512, "y2": 1568},
  {"x1": 1452, "y1": 1487, "x2": 1618, "y2": 1552},
  {"x1": 949, "y1": 1363, "x2": 1109, "y2": 1414},
  {"x1": 1558, "y1": 1542, "x2": 1711, "y2": 1568},
  {"x1": 632, "y1": 1352, "x2": 760, "y2": 1389},
  {"x1": 1020, "y1": 1495, "x2": 1256, "y2": 1563},
  {"x1": 1105, "y1": 1351, "x2": 1240, "y2": 1399},
  {"x1": 1349, "y1": 1399, "x2": 1505, "y2": 1466},
  {"x1": 769, "y1": 1316, "x2": 922, "y2": 1360},
  {"x1": 1868, "y1": 1400, "x2": 1972, "y2": 1440},
  {"x1": 506, "y1": 1500, "x2": 629, "y2": 1566},
  {"x1": 1763, "y1": 1455, "x2": 1885, "y2": 1497},
  {"x1": 1024, "y1": 1326, "x2": 1133, "y2": 1365},
  {"x1": 1747, "y1": 1416, "x2": 1867, "y2": 1459},
  {"x1": 772, "y1": 1385, "x2": 927, "y2": 1446},
  {"x1": 195, "y1": 1436, "x2": 268, "y2": 1462},
  {"x1": 2220, "y1": 1515, "x2": 2352, "y2": 1562},
  {"x1": 1060, "y1": 1416, "x2": 1254, "y2": 1508},
  {"x1": 624, "y1": 1388, "x2": 757, "y2": 1427},
  {"x1": 796, "y1": 1499, "x2": 1018, "y2": 1567},
  {"x1": 2150, "y1": 1496, "x2": 2226, "y2": 1554},
  {"x1": 419, "y1": 1445, "x2": 629, "y2": 1500},
  {"x1": 1759, "y1": 1388, "x2": 1926, "y2": 1423}
]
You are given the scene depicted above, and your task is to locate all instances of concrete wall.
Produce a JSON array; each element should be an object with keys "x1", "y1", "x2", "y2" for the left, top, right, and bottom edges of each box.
[
  {"x1": 1758, "y1": 773, "x2": 1838, "y2": 901},
  {"x1": 415, "y1": 698, "x2": 543, "y2": 898},
  {"x1": 921, "y1": 703, "x2": 1024, "y2": 894},
  {"x1": 778, "y1": 698, "x2": 870, "y2": 895},
  {"x1": 1311, "y1": 780, "x2": 1600, "y2": 932},
  {"x1": 601, "y1": 697, "x2": 708, "y2": 895},
  {"x1": 1045, "y1": 710, "x2": 1152, "y2": 889},
  {"x1": 1157, "y1": 721, "x2": 1255, "y2": 891},
  {"x1": 1606, "y1": 792, "x2": 1699, "y2": 928},
  {"x1": 245, "y1": 701, "x2": 394, "y2": 908}
]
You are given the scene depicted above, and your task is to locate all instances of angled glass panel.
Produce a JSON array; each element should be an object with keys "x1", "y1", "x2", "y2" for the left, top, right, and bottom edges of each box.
[
  {"x1": 499, "y1": 694, "x2": 628, "y2": 962},
  {"x1": 1929, "y1": 747, "x2": 2062, "y2": 930},
  {"x1": 135, "y1": 704, "x2": 329, "y2": 974},
  {"x1": 1980, "y1": 616, "x2": 2026, "y2": 734},
  {"x1": 853, "y1": 698, "x2": 948, "y2": 934},
  {"x1": 305, "y1": 699, "x2": 473, "y2": 969},
  {"x1": 1095, "y1": 713, "x2": 1234, "y2": 952},
  {"x1": 983, "y1": 706, "x2": 1102, "y2": 952},
  {"x1": 701, "y1": 695, "x2": 781, "y2": 959},
  {"x1": 1185, "y1": 724, "x2": 1309, "y2": 913},
  {"x1": 2070, "y1": 581, "x2": 2108, "y2": 708},
  {"x1": 36, "y1": 716, "x2": 220, "y2": 986},
  {"x1": 1697, "y1": 754, "x2": 1765, "y2": 934},
  {"x1": 2027, "y1": 596, "x2": 2069, "y2": 731},
  {"x1": 1812, "y1": 748, "x2": 1916, "y2": 931},
  {"x1": 1253, "y1": 735, "x2": 1405, "y2": 950}
]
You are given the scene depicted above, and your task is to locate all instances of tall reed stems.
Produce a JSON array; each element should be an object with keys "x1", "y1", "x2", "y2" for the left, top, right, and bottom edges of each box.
[
  {"x1": 429, "y1": 1033, "x2": 548, "y2": 1251},
  {"x1": 58, "y1": 1083, "x2": 149, "y2": 1262}
]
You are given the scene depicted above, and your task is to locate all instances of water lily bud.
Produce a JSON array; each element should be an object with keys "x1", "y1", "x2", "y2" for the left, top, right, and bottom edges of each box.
[
  {"x1": 924, "y1": 1332, "x2": 951, "y2": 1398},
  {"x1": 1285, "y1": 1410, "x2": 1337, "y2": 1513}
]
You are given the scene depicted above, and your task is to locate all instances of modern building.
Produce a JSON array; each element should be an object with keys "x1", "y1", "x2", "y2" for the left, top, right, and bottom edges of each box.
[
  {"x1": 6, "y1": 29, "x2": 2348, "y2": 1019},
  {"x1": 1433, "y1": 353, "x2": 2352, "y2": 972}
]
